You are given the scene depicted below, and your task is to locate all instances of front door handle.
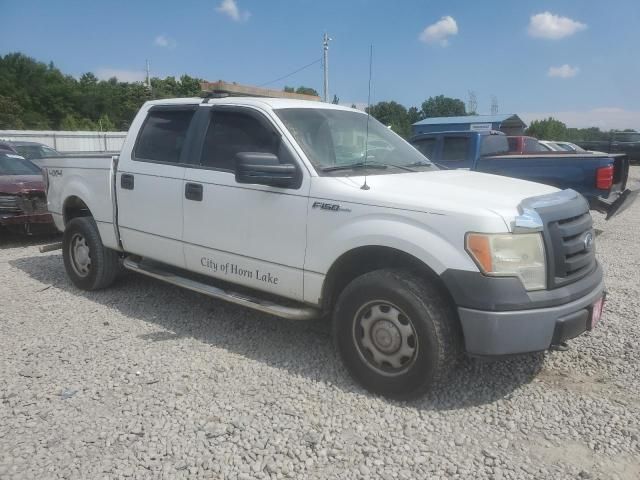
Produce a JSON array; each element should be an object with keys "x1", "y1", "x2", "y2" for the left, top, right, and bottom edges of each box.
[
  {"x1": 121, "y1": 174, "x2": 134, "y2": 190},
  {"x1": 185, "y1": 182, "x2": 203, "y2": 201}
]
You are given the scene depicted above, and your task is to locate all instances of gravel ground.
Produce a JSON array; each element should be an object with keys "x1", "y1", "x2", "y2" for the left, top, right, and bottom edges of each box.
[{"x1": 1, "y1": 168, "x2": 639, "y2": 480}]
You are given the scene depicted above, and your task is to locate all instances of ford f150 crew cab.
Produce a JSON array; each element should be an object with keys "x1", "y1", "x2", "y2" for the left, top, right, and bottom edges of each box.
[
  {"x1": 40, "y1": 98, "x2": 606, "y2": 398},
  {"x1": 410, "y1": 130, "x2": 637, "y2": 219}
]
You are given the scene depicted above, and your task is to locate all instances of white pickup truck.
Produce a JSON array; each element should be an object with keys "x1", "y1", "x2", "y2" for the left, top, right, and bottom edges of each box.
[{"x1": 40, "y1": 97, "x2": 605, "y2": 398}]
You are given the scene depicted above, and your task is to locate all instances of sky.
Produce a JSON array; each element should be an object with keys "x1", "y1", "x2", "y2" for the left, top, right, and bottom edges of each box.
[{"x1": 1, "y1": 0, "x2": 639, "y2": 130}]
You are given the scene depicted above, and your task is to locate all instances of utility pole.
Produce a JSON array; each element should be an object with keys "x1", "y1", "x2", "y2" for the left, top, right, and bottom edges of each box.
[
  {"x1": 491, "y1": 95, "x2": 499, "y2": 115},
  {"x1": 467, "y1": 90, "x2": 478, "y2": 115},
  {"x1": 145, "y1": 59, "x2": 151, "y2": 90},
  {"x1": 323, "y1": 33, "x2": 332, "y2": 102}
]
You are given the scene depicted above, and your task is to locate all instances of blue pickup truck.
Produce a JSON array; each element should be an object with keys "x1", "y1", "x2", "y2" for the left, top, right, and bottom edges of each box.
[{"x1": 410, "y1": 130, "x2": 637, "y2": 219}]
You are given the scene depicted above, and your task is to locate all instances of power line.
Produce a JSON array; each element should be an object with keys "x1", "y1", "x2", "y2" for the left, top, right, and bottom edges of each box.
[{"x1": 257, "y1": 58, "x2": 322, "y2": 88}]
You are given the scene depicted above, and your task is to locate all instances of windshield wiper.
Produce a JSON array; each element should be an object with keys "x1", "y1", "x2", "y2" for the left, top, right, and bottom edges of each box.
[
  {"x1": 405, "y1": 160, "x2": 433, "y2": 168},
  {"x1": 408, "y1": 159, "x2": 448, "y2": 170},
  {"x1": 321, "y1": 162, "x2": 388, "y2": 172}
]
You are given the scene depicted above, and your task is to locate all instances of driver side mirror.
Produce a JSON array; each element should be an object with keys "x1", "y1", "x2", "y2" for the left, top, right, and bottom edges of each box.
[{"x1": 235, "y1": 152, "x2": 297, "y2": 188}]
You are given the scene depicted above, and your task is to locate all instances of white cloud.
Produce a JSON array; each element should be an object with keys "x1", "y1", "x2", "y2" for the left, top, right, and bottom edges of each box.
[
  {"x1": 419, "y1": 16, "x2": 458, "y2": 46},
  {"x1": 547, "y1": 64, "x2": 580, "y2": 78},
  {"x1": 154, "y1": 35, "x2": 176, "y2": 48},
  {"x1": 216, "y1": 0, "x2": 250, "y2": 22},
  {"x1": 528, "y1": 12, "x2": 587, "y2": 40},
  {"x1": 95, "y1": 68, "x2": 146, "y2": 83},
  {"x1": 521, "y1": 108, "x2": 640, "y2": 130}
]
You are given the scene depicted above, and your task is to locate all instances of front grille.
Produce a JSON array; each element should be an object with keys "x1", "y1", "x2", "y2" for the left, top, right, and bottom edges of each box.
[
  {"x1": 548, "y1": 212, "x2": 595, "y2": 286},
  {"x1": 0, "y1": 195, "x2": 20, "y2": 213},
  {"x1": 537, "y1": 196, "x2": 597, "y2": 288}
]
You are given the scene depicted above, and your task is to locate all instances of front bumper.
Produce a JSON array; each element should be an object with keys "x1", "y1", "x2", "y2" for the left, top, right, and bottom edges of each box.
[
  {"x1": 457, "y1": 275, "x2": 605, "y2": 356},
  {"x1": 0, "y1": 212, "x2": 54, "y2": 226}
]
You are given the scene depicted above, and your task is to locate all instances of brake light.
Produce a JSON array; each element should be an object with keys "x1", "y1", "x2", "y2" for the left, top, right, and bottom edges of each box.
[{"x1": 596, "y1": 165, "x2": 613, "y2": 190}]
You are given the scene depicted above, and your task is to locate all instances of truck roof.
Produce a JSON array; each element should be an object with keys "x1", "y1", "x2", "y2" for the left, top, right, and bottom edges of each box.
[
  {"x1": 410, "y1": 129, "x2": 504, "y2": 141},
  {"x1": 144, "y1": 96, "x2": 360, "y2": 113}
]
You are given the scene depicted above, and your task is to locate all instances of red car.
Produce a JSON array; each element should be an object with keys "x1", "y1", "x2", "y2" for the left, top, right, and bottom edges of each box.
[
  {"x1": 506, "y1": 135, "x2": 554, "y2": 154},
  {"x1": 0, "y1": 152, "x2": 54, "y2": 234}
]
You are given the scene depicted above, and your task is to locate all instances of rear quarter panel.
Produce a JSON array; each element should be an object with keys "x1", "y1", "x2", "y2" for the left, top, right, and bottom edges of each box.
[{"x1": 37, "y1": 155, "x2": 118, "y2": 248}]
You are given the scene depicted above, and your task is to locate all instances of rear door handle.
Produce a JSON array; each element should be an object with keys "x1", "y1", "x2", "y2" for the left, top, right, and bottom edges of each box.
[
  {"x1": 185, "y1": 182, "x2": 203, "y2": 201},
  {"x1": 121, "y1": 174, "x2": 134, "y2": 190}
]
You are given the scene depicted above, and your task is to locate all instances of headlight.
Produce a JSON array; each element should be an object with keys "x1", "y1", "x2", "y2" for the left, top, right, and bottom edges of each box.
[{"x1": 465, "y1": 232, "x2": 546, "y2": 291}]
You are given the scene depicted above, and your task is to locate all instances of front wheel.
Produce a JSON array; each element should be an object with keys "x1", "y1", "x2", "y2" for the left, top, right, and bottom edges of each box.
[
  {"x1": 63, "y1": 217, "x2": 120, "y2": 291},
  {"x1": 333, "y1": 269, "x2": 462, "y2": 399}
]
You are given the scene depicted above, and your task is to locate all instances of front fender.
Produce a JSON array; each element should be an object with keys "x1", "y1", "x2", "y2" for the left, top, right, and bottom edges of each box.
[{"x1": 305, "y1": 210, "x2": 482, "y2": 276}]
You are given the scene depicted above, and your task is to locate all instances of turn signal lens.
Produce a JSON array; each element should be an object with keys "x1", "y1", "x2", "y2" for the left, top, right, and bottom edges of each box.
[
  {"x1": 465, "y1": 232, "x2": 547, "y2": 291},
  {"x1": 466, "y1": 234, "x2": 493, "y2": 272}
]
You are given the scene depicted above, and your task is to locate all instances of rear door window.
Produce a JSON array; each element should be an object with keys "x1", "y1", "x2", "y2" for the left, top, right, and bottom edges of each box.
[{"x1": 134, "y1": 108, "x2": 195, "y2": 163}]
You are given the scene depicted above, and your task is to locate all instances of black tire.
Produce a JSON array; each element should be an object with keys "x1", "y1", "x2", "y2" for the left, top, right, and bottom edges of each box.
[
  {"x1": 62, "y1": 217, "x2": 120, "y2": 291},
  {"x1": 333, "y1": 269, "x2": 462, "y2": 399}
]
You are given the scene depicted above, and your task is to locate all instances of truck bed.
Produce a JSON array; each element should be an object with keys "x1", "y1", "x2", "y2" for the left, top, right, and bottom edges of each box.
[
  {"x1": 36, "y1": 154, "x2": 119, "y2": 249},
  {"x1": 476, "y1": 152, "x2": 629, "y2": 206}
]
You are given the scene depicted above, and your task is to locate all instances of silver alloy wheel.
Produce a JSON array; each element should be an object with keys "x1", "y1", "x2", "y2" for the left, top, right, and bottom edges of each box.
[
  {"x1": 353, "y1": 301, "x2": 418, "y2": 376},
  {"x1": 69, "y1": 233, "x2": 91, "y2": 278}
]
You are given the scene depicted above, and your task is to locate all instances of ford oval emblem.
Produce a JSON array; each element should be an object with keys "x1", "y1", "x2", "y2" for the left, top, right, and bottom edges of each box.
[{"x1": 583, "y1": 232, "x2": 594, "y2": 251}]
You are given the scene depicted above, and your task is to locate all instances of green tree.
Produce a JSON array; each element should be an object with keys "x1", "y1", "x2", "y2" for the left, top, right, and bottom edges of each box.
[
  {"x1": 407, "y1": 106, "x2": 422, "y2": 124},
  {"x1": 0, "y1": 95, "x2": 24, "y2": 129},
  {"x1": 526, "y1": 117, "x2": 568, "y2": 140},
  {"x1": 420, "y1": 95, "x2": 466, "y2": 118},
  {"x1": 366, "y1": 101, "x2": 411, "y2": 138}
]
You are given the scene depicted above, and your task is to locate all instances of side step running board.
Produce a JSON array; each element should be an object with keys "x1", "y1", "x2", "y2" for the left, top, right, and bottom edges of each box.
[{"x1": 123, "y1": 257, "x2": 320, "y2": 321}]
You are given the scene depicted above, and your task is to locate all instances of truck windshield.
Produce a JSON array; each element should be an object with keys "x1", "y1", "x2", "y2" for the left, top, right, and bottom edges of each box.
[
  {"x1": 480, "y1": 135, "x2": 509, "y2": 156},
  {"x1": 0, "y1": 154, "x2": 42, "y2": 175},
  {"x1": 275, "y1": 108, "x2": 438, "y2": 175}
]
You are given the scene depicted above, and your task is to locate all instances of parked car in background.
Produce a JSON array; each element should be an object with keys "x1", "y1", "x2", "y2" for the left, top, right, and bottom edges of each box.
[
  {"x1": 0, "y1": 141, "x2": 18, "y2": 153},
  {"x1": 507, "y1": 136, "x2": 550, "y2": 154},
  {"x1": 0, "y1": 141, "x2": 62, "y2": 160},
  {"x1": 542, "y1": 140, "x2": 606, "y2": 155},
  {"x1": 0, "y1": 152, "x2": 54, "y2": 234},
  {"x1": 576, "y1": 131, "x2": 640, "y2": 163},
  {"x1": 410, "y1": 130, "x2": 637, "y2": 219},
  {"x1": 538, "y1": 140, "x2": 564, "y2": 151}
]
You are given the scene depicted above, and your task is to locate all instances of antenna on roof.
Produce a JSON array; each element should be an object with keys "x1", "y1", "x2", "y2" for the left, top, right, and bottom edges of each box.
[{"x1": 361, "y1": 45, "x2": 373, "y2": 191}]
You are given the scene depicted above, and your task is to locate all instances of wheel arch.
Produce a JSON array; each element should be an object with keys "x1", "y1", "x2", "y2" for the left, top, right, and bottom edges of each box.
[
  {"x1": 320, "y1": 245, "x2": 457, "y2": 315},
  {"x1": 63, "y1": 195, "x2": 93, "y2": 226}
]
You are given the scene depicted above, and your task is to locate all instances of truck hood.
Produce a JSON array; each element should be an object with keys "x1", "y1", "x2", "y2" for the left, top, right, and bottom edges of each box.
[
  {"x1": 313, "y1": 170, "x2": 559, "y2": 221},
  {"x1": 0, "y1": 175, "x2": 45, "y2": 195}
]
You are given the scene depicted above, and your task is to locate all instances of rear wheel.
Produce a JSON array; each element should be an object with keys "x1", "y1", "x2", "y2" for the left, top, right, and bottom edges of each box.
[
  {"x1": 63, "y1": 217, "x2": 120, "y2": 290},
  {"x1": 333, "y1": 269, "x2": 462, "y2": 399}
]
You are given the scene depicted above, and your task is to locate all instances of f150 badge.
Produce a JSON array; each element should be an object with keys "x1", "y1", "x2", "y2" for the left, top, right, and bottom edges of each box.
[{"x1": 312, "y1": 201, "x2": 351, "y2": 212}]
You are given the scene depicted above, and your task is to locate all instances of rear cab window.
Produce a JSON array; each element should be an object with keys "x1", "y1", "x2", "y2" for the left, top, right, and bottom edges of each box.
[
  {"x1": 441, "y1": 137, "x2": 470, "y2": 162},
  {"x1": 480, "y1": 135, "x2": 509, "y2": 156},
  {"x1": 134, "y1": 107, "x2": 196, "y2": 163}
]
